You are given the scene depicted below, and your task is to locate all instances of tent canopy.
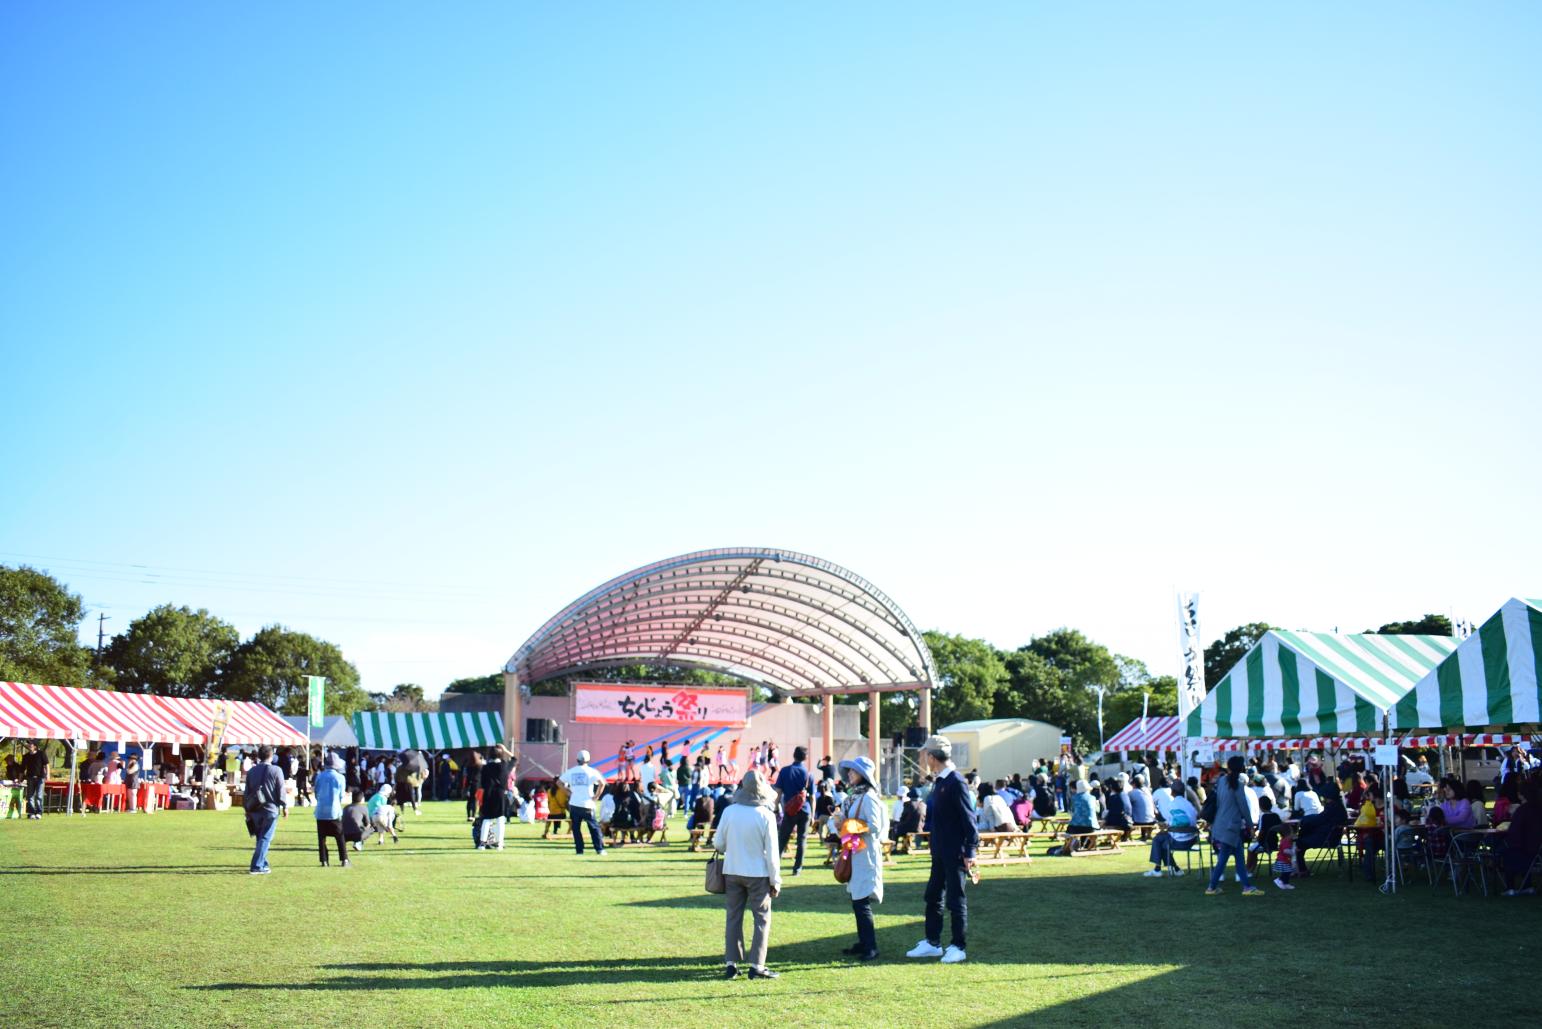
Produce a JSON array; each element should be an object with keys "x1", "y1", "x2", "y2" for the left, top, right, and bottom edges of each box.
[
  {"x1": 151, "y1": 696, "x2": 308, "y2": 747},
  {"x1": 353, "y1": 711, "x2": 504, "y2": 751},
  {"x1": 1396, "y1": 598, "x2": 1542, "y2": 730},
  {"x1": 0, "y1": 682, "x2": 303, "y2": 747},
  {"x1": 1104, "y1": 715, "x2": 1182, "y2": 753},
  {"x1": 1186, "y1": 631, "x2": 1457, "y2": 739},
  {"x1": 281, "y1": 715, "x2": 359, "y2": 748},
  {"x1": 0, "y1": 681, "x2": 206, "y2": 745},
  {"x1": 505, "y1": 548, "x2": 937, "y2": 697}
]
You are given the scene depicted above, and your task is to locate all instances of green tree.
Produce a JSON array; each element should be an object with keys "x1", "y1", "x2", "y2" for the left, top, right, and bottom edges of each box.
[
  {"x1": 445, "y1": 672, "x2": 503, "y2": 695},
  {"x1": 1369, "y1": 614, "x2": 1452, "y2": 636},
  {"x1": 0, "y1": 565, "x2": 94, "y2": 686},
  {"x1": 923, "y1": 631, "x2": 1008, "y2": 727},
  {"x1": 102, "y1": 604, "x2": 239, "y2": 698},
  {"x1": 1104, "y1": 654, "x2": 1179, "y2": 738},
  {"x1": 219, "y1": 625, "x2": 369, "y2": 717},
  {"x1": 1204, "y1": 622, "x2": 1274, "y2": 687},
  {"x1": 371, "y1": 683, "x2": 434, "y2": 712}
]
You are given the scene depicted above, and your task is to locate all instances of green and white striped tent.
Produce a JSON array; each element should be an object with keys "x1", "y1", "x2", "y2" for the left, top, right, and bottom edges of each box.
[
  {"x1": 1186, "y1": 630, "x2": 1458, "y2": 739},
  {"x1": 352, "y1": 711, "x2": 505, "y2": 751},
  {"x1": 1395, "y1": 598, "x2": 1542, "y2": 730}
]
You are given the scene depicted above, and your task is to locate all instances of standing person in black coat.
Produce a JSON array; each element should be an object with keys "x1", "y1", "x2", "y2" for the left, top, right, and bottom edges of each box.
[
  {"x1": 477, "y1": 746, "x2": 515, "y2": 850},
  {"x1": 21, "y1": 742, "x2": 48, "y2": 820},
  {"x1": 907, "y1": 735, "x2": 978, "y2": 965}
]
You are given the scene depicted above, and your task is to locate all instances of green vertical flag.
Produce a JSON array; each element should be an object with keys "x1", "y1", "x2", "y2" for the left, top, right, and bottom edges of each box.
[{"x1": 307, "y1": 676, "x2": 327, "y2": 728}]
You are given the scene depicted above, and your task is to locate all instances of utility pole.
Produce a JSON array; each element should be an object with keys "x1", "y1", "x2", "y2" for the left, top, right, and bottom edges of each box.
[{"x1": 96, "y1": 612, "x2": 110, "y2": 654}]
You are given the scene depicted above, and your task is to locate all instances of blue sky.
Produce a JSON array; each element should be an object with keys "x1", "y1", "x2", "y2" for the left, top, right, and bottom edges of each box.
[{"x1": 4, "y1": 3, "x2": 1539, "y2": 696}]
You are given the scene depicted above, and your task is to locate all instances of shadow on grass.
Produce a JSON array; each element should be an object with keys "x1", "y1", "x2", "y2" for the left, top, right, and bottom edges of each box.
[
  {"x1": 0, "y1": 864, "x2": 239, "y2": 876},
  {"x1": 197, "y1": 956, "x2": 735, "y2": 991}
]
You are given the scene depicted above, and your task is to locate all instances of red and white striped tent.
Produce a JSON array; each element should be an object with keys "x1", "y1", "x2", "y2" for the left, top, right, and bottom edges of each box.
[
  {"x1": 150, "y1": 696, "x2": 308, "y2": 747},
  {"x1": 0, "y1": 681, "x2": 306, "y2": 747},
  {"x1": 1209, "y1": 733, "x2": 1530, "y2": 751},
  {"x1": 0, "y1": 681, "x2": 206, "y2": 745},
  {"x1": 1104, "y1": 716, "x2": 1184, "y2": 753}
]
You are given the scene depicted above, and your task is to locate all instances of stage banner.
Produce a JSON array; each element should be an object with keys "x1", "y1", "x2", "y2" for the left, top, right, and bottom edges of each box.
[{"x1": 573, "y1": 683, "x2": 748, "y2": 727}]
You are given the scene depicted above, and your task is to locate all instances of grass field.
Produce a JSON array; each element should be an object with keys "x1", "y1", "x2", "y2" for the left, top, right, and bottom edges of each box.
[{"x1": 1, "y1": 802, "x2": 1536, "y2": 1028}]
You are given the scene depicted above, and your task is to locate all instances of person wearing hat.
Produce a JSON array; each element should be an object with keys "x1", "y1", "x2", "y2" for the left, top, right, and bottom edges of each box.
[
  {"x1": 892, "y1": 785, "x2": 926, "y2": 841},
  {"x1": 837, "y1": 755, "x2": 889, "y2": 961},
  {"x1": 559, "y1": 750, "x2": 607, "y2": 856},
  {"x1": 907, "y1": 735, "x2": 976, "y2": 964},
  {"x1": 313, "y1": 755, "x2": 350, "y2": 867},
  {"x1": 713, "y1": 770, "x2": 782, "y2": 980}
]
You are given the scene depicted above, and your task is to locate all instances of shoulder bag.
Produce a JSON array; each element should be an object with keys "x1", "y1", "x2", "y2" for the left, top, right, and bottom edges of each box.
[{"x1": 705, "y1": 852, "x2": 726, "y2": 894}]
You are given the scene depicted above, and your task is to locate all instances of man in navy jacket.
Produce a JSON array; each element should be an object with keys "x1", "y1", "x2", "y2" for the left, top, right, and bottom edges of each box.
[{"x1": 908, "y1": 734, "x2": 978, "y2": 964}]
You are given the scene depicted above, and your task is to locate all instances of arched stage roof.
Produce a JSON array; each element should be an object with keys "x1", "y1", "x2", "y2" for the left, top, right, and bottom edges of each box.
[{"x1": 505, "y1": 548, "x2": 937, "y2": 697}]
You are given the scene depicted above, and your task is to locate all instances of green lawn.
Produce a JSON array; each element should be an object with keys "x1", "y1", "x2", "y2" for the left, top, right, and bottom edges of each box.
[{"x1": 0, "y1": 803, "x2": 1535, "y2": 1028}]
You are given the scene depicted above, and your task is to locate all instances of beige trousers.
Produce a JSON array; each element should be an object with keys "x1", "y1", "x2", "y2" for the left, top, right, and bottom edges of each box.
[{"x1": 724, "y1": 874, "x2": 772, "y2": 968}]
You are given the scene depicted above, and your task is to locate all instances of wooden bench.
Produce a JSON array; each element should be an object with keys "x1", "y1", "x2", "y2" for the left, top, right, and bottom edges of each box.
[
  {"x1": 689, "y1": 827, "x2": 715, "y2": 852},
  {"x1": 605, "y1": 823, "x2": 671, "y2": 847},
  {"x1": 1062, "y1": 828, "x2": 1124, "y2": 855},
  {"x1": 975, "y1": 831, "x2": 1035, "y2": 865},
  {"x1": 823, "y1": 838, "x2": 897, "y2": 867},
  {"x1": 542, "y1": 818, "x2": 567, "y2": 838},
  {"x1": 1030, "y1": 816, "x2": 1070, "y2": 836},
  {"x1": 894, "y1": 831, "x2": 930, "y2": 855}
]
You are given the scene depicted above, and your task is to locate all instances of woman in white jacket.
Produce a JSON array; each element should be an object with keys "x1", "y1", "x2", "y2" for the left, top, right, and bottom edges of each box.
[
  {"x1": 713, "y1": 770, "x2": 783, "y2": 980},
  {"x1": 838, "y1": 756, "x2": 890, "y2": 961}
]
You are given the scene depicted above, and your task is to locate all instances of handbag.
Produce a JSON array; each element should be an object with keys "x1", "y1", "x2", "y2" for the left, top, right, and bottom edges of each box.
[
  {"x1": 833, "y1": 846, "x2": 853, "y2": 884},
  {"x1": 704, "y1": 853, "x2": 726, "y2": 894}
]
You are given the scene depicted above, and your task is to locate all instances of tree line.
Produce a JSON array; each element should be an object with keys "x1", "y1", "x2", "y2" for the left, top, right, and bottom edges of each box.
[
  {"x1": 1, "y1": 562, "x2": 1452, "y2": 748},
  {"x1": 0, "y1": 564, "x2": 370, "y2": 717}
]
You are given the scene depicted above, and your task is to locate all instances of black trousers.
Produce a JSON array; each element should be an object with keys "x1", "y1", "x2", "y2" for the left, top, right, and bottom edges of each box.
[
  {"x1": 569, "y1": 806, "x2": 605, "y2": 854},
  {"x1": 316, "y1": 819, "x2": 346, "y2": 863},
  {"x1": 852, "y1": 895, "x2": 876, "y2": 952},
  {"x1": 777, "y1": 806, "x2": 809, "y2": 871},
  {"x1": 924, "y1": 858, "x2": 968, "y2": 950}
]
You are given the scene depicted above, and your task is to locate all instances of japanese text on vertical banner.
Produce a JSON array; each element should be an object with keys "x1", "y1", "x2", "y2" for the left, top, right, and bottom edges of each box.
[{"x1": 1176, "y1": 593, "x2": 1205, "y2": 721}]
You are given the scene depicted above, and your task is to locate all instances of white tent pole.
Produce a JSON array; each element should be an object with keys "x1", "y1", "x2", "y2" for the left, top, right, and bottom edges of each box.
[{"x1": 66, "y1": 738, "x2": 78, "y2": 816}]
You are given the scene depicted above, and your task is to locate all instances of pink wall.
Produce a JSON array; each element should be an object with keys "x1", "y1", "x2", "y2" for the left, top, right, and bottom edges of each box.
[{"x1": 522, "y1": 695, "x2": 866, "y2": 779}]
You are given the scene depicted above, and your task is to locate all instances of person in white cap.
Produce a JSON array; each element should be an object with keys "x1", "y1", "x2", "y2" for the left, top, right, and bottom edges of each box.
[
  {"x1": 559, "y1": 750, "x2": 607, "y2": 856},
  {"x1": 906, "y1": 734, "x2": 977, "y2": 964}
]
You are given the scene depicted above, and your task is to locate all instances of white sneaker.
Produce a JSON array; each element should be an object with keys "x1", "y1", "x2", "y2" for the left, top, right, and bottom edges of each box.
[
  {"x1": 941, "y1": 946, "x2": 967, "y2": 964},
  {"x1": 1143, "y1": 869, "x2": 1165, "y2": 878},
  {"x1": 906, "y1": 941, "x2": 944, "y2": 959},
  {"x1": 1273, "y1": 878, "x2": 1294, "y2": 891},
  {"x1": 1170, "y1": 868, "x2": 1185, "y2": 877}
]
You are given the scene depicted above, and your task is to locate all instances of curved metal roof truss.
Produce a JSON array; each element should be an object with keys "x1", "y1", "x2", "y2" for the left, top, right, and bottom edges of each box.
[{"x1": 507, "y1": 548, "x2": 937, "y2": 697}]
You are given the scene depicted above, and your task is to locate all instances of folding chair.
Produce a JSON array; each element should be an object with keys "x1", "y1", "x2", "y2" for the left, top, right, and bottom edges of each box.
[
  {"x1": 1445, "y1": 832, "x2": 1490, "y2": 897},
  {"x1": 1392, "y1": 832, "x2": 1435, "y2": 887},
  {"x1": 1301, "y1": 826, "x2": 1349, "y2": 877},
  {"x1": 1168, "y1": 833, "x2": 1209, "y2": 876}
]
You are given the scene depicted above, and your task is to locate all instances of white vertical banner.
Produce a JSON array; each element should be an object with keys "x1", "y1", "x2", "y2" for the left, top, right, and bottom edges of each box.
[
  {"x1": 1176, "y1": 592, "x2": 1205, "y2": 723},
  {"x1": 1140, "y1": 692, "x2": 1150, "y2": 746},
  {"x1": 1177, "y1": 592, "x2": 1204, "y2": 779}
]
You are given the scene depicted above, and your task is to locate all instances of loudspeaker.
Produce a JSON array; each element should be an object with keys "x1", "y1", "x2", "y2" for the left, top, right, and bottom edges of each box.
[
  {"x1": 904, "y1": 727, "x2": 928, "y2": 747},
  {"x1": 891, "y1": 733, "x2": 904, "y2": 748}
]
